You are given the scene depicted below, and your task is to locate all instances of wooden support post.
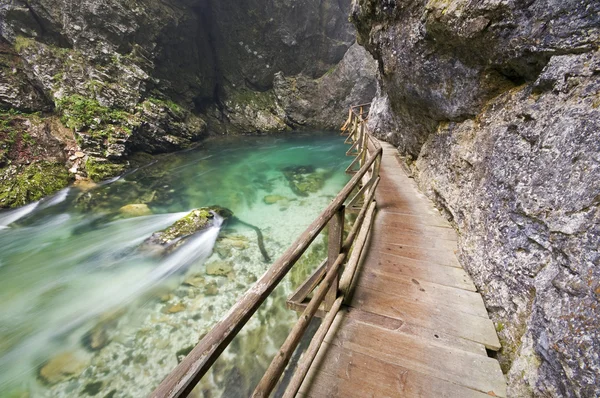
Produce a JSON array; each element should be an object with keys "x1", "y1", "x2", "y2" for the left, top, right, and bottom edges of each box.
[
  {"x1": 325, "y1": 206, "x2": 344, "y2": 310},
  {"x1": 360, "y1": 122, "x2": 367, "y2": 168},
  {"x1": 282, "y1": 296, "x2": 344, "y2": 398},
  {"x1": 253, "y1": 253, "x2": 347, "y2": 398}
]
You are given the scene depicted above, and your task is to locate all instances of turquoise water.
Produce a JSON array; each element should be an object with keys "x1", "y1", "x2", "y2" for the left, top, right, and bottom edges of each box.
[{"x1": 0, "y1": 132, "x2": 351, "y2": 397}]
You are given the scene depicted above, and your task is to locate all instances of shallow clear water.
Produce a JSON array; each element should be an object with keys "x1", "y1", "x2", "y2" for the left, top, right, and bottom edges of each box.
[{"x1": 0, "y1": 132, "x2": 350, "y2": 397}]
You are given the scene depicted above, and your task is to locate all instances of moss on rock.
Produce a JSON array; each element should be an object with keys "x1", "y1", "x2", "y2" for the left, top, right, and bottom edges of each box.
[
  {"x1": 0, "y1": 161, "x2": 71, "y2": 208},
  {"x1": 84, "y1": 157, "x2": 127, "y2": 182},
  {"x1": 56, "y1": 95, "x2": 139, "y2": 136},
  {"x1": 159, "y1": 206, "x2": 233, "y2": 242},
  {"x1": 141, "y1": 206, "x2": 233, "y2": 253}
]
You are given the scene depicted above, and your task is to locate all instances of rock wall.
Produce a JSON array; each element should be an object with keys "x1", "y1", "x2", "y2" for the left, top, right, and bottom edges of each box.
[
  {"x1": 200, "y1": 0, "x2": 377, "y2": 134},
  {"x1": 0, "y1": 0, "x2": 377, "y2": 207},
  {"x1": 352, "y1": 0, "x2": 599, "y2": 396}
]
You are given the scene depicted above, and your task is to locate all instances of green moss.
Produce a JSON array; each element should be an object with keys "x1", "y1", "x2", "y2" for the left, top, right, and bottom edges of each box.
[
  {"x1": 146, "y1": 98, "x2": 184, "y2": 116},
  {"x1": 84, "y1": 157, "x2": 127, "y2": 182},
  {"x1": 14, "y1": 36, "x2": 36, "y2": 53},
  {"x1": 56, "y1": 95, "x2": 137, "y2": 133},
  {"x1": 0, "y1": 162, "x2": 72, "y2": 208}
]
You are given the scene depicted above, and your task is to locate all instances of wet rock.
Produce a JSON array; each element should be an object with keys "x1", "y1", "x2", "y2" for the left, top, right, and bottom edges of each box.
[
  {"x1": 0, "y1": 39, "x2": 51, "y2": 112},
  {"x1": 274, "y1": 43, "x2": 378, "y2": 129},
  {"x1": 84, "y1": 157, "x2": 127, "y2": 182},
  {"x1": 205, "y1": 260, "x2": 233, "y2": 277},
  {"x1": 119, "y1": 203, "x2": 152, "y2": 218},
  {"x1": 413, "y1": 52, "x2": 600, "y2": 397},
  {"x1": 0, "y1": 161, "x2": 72, "y2": 209},
  {"x1": 38, "y1": 351, "x2": 90, "y2": 385},
  {"x1": 141, "y1": 206, "x2": 232, "y2": 253}
]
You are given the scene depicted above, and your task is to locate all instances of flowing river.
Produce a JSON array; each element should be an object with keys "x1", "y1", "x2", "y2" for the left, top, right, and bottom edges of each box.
[{"x1": 0, "y1": 132, "x2": 351, "y2": 398}]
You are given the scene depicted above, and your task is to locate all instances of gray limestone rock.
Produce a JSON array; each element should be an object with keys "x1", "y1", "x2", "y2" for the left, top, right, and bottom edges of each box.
[
  {"x1": 274, "y1": 42, "x2": 378, "y2": 129},
  {"x1": 352, "y1": 0, "x2": 600, "y2": 157},
  {"x1": 414, "y1": 51, "x2": 600, "y2": 397},
  {"x1": 352, "y1": 0, "x2": 600, "y2": 395}
]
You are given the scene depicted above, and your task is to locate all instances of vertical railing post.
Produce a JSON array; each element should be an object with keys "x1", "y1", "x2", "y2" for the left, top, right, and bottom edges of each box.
[
  {"x1": 325, "y1": 205, "x2": 344, "y2": 310},
  {"x1": 359, "y1": 122, "x2": 367, "y2": 168}
]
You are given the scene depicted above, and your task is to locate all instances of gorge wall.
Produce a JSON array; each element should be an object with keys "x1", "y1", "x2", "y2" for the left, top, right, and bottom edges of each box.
[
  {"x1": 0, "y1": 0, "x2": 377, "y2": 207},
  {"x1": 352, "y1": 0, "x2": 599, "y2": 397}
]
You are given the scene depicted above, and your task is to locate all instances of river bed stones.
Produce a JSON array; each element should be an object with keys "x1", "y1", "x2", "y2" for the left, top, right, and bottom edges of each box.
[
  {"x1": 119, "y1": 203, "x2": 152, "y2": 218},
  {"x1": 164, "y1": 302, "x2": 186, "y2": 314},
  {"x1": 38, "y1": 352, "x2": 90, "y2": 385},
  {"x1": 205, "y1": 260, "x2": 233, "y2": 277}
]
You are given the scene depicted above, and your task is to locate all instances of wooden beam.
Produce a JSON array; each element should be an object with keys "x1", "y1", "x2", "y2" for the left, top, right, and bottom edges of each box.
[
  {"x1": 340, "y1": 201, "x2": 377, "y2": 296},
  {"x1": 326, "y1": 207, "x2": 344, "y2": 310},
  {"x1": 282, "y1": 296, "x2": 344, "y2": 398},
  {"x1": 287, "y1": 259, "x2": 327, "y2": 305}
]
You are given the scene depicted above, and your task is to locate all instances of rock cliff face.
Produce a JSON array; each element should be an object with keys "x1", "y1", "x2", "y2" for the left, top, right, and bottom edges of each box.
[
  {"x1": 352, "y1": 0, "x2": 599, "y2": 396},
  {"x1": 0, "y1": 0, "x2": 377, "y2": 207}
]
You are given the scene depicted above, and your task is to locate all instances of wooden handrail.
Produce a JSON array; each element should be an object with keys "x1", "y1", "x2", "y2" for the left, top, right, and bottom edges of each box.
[{"x1": 151, "y1": 104, "x2": 379, "y2": 398}]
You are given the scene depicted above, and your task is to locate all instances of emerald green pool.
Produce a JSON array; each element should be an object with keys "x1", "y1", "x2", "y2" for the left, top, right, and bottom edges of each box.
[{"x1": 0, "y1": 132, "x2": 350, "y2": 397}]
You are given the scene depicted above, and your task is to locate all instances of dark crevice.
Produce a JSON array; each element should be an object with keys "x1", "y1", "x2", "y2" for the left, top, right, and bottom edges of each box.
[
  {"x1": 23, "y1": 3, "x2": 72, "y2": 49},
  {"x1": 191, "y1": 0, "x2": 224, "y2": 115},
  {"x1": 486, "y1": 348, "x2": 499, "y2": 358}
]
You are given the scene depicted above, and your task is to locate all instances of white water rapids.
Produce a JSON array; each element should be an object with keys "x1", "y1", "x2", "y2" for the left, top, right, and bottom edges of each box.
[{"x1": 0, "y1": 207, "x2": 223, "y2": 390}]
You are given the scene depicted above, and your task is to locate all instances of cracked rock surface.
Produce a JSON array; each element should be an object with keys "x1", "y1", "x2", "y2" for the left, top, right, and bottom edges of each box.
[{"x1": 352, "y1": 0, "x2": 600, "y2": 396}]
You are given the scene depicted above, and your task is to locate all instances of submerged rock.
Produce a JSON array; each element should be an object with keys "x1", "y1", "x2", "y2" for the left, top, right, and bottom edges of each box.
[
  {"x1": 119, "y1": 203, "x2": 152, "y2": 218},
  {"x1": 281, "y1": 165, "x2": 329, "y2": 197},
  {"x1": 263, "y1": 195, "x2": 288, "y2": 205},
  {"x1": 81, "y1": 310, "x2": 125, "y2": 351},
  {"x1": 164, "y1": 302, "x2": 186, "y2": 314},
  {"x1": 82, "y1": 381, "x2": 103, "y2": 396},
  {"x1": 38, "y1": 351, "x2": 89, "y2": 385},
  {"x1": 217, "y1": 235, "x2": 250, "y2": 251},
  {"x1": 205, "y1": 260, "x2": 233, "y2": 277},
  {"x1": 183, "y1": 274, "x2": 206, "y2": 289}
]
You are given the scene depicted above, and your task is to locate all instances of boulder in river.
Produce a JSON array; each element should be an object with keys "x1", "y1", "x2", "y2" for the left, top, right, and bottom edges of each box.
[{"x1": 140, "y1": 206, "x2": 232, "y2": 254}]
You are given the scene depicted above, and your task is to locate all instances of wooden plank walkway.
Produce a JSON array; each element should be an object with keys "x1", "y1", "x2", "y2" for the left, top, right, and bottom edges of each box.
[{"x1": 297, "y1": 140, "x2": 507, "y2": 397}]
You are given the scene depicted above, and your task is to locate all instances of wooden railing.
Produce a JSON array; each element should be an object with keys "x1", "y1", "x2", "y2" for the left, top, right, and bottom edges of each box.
[{"x1": 151, "y1": 104, "x2": 380, "y2": 398}]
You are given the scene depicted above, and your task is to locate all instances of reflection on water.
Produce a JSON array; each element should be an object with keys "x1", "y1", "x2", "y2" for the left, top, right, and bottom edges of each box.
[{"x1": 0, "y1": 132, "x2": 350, "y2": 397}]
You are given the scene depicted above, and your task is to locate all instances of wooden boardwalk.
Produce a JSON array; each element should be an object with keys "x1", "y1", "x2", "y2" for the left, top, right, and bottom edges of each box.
[{"x1": 297, "y1": 140, "x2": 507, "y2": 397}]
